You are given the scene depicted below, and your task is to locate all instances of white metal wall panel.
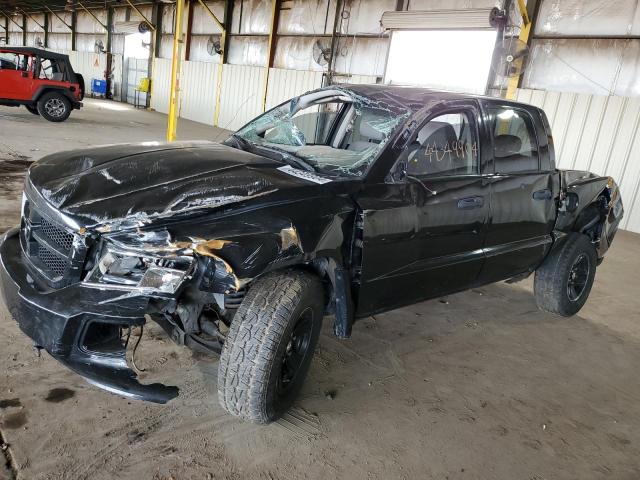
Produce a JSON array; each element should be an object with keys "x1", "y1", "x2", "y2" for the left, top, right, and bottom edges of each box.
[
  {"x1": 217, "y1": 64, "x2": 267, "y2": 131},
  {"x1": 180, "y1": 61, "x2": 219, "y2": 125},
  {"x1": 517, "y1": 88, "x2": 640, "y2": 233},
  {"x1": 8, "y1": 33, "x2": 22, "y2": 45},
  {"x1": 50, "y1": 12, "x2": 72, "y2": 33},
  {"x1": 48, "y1": 34, "x2": 72, "y2": 51},
  {"x1": 68, "y1": 51, "x2": 107, "y2": 85},
  {"x1": 150, "y1": 58, "x2": 172, "y2": 114},
  {"x1": 265, "y1": 68, "x2": 323, "y2": 110}
]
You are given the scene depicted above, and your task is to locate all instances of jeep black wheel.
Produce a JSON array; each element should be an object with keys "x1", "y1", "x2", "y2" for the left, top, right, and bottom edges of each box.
[
  {"x1": 218, "y1": 269, "x2": 323, "y2": 424},
  {"x1": 534, "y1": 233, "x2": 597, "y2": 316},
  {"x1": 37, "y1": 92, "x2": 71, "y2": 122},
  {"x1": 25, "y1": 105, "x2": 39, "y2": 115}
]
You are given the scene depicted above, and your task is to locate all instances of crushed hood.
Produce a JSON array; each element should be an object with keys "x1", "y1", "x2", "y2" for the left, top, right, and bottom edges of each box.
[{"x1": 27, "y1": 141, "x2": 327, "y2": 230}]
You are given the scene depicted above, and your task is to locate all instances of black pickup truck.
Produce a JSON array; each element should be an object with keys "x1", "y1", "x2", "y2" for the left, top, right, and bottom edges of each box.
[{"x1": 0, "y1": 85, "x2": 623, "y2": 423}]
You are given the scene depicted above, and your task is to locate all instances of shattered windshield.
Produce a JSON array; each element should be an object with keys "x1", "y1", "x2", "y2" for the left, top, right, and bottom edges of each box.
[{"x1": 233, "y1": 88, "x2": 410, "y2": 177}]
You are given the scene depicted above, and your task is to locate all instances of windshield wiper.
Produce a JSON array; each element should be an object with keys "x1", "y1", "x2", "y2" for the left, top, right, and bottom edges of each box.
[
  {"x1": 251, "y1": 144, "x2": 316, "y2": 172},
  {"x1": 227, "y1": 134, "x2": 316, "y2": 172},
  {"x1": 227, "y1": 133, "x2": 251, "y2": 151},
  {"x1": 274, "y1": 150, "x2": 316, "y2": 172}
]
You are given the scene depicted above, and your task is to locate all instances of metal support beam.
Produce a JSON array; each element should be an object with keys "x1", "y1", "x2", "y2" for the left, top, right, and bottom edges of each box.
[
  {"x1": 106, "y1": 7, "x2": 114, "y2": 99},
  {"x1": 43, "y1": 11, "x2": 48, "y2": 47},
  {"x1": 71, "y1": 11, "x2": 76, "y2": 51},
  {"x1": 185, "y1": 0, "x2": 195, "y2": 61},
  {"x1": 154, "y1": 3, "x2": 164, "y2": 58},
  {"x1": 19, "y1": 9, "x2": 44, "y2": 30},
  {"x1": 125, "y1": 0, "x2": 156, "y2": 31},
  {"x1": 261, "y1": 0, "x2": 280, "y2": 112},
  {"x1": 505, "y1": 0, "x2": 532, "y2": 99},
  {"x1": 146, "y1": 3, "x2": 160, "y2": 106},
  {"x1": 167, "y1": 0, "x2": 186, "y2": 141},
  {"x1": 327, "y1": 0, "x2": 344, "y2": 86},
  {"x1": 211, "y1": 0, "x2": 232, "y2": 127},
  {"x1": 222, "y1": 0, "x2": 233, "y2": 64},
  {"x1": 197, "y1": 0, "x2": 225, "y2": 31},
  {"x1": 45, "y1": 6, "x2": 72, "y2": 30},
  {"x1": 22, "y1": 14, "x2": 26, "y2": 46},
  {"x1": 1, "y1": 15, "x2": 7, "y2": 45},
  {"x1": 77, "y1": 2, "x2": 109, "y2": 32},
  {"x1": 0, "y1": 10, "x2": 23, "y2": 31},
  {"x1": 105, "y1": 7, "x2": 113, "y2": 52}
]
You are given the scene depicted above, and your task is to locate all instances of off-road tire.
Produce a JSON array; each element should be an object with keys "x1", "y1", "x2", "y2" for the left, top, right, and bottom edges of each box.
[
  {"x1": 218, "y1": 269, "x2": 323, "y2": 424},
  {"x1": 37, "y1": 92, "x2": 71, "y2": 122},
  {"x1": 534, "y1": 233, "x2": 597, "y2": 316},
  {"x1": 25, "y1": 105, "x2": 39, "y2": 115}
]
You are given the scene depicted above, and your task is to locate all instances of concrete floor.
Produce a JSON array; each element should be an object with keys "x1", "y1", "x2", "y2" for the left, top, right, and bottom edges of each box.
[{"x1": 1, "y1": 100, "x2": 640, "y2": 480}]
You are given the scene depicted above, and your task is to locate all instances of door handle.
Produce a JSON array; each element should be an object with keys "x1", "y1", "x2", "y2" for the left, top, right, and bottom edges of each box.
[
  {"x1": 533, "y1": 189, "x2": 552, "y2": 200},
  {"x1": 457, "y1": 196, "x2": 484, "y2": 209}
]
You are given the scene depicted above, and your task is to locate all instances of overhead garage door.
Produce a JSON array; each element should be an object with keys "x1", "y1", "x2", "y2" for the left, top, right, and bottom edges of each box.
[{"x1": 381, "y1": 8, "x2": 498, "y2": 94}]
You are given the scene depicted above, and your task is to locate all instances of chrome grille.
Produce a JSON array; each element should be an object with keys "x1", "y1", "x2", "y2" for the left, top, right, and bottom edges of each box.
[
  {"x1": 36, "y1": 243, "x2": 68, "y2": 276},
  {"x1": 40, "y1": 216, "x2": 74, "y2": 251},
  {"x1": 20, "y1": 197, "x2": 88, "y2": 288}
]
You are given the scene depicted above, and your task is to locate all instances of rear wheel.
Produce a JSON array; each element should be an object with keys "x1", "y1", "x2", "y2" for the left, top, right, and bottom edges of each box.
[
  {"x1": 25, "y1": 105, "x2": 39, "y2": 115},
  {"x1": 218, "y1": 269, "x2": 324, "y2": 423},
  {"x1": 534, "y1": 233, "x2": 597, "y2": 316},
  {"x1": 37, "y1": 92, "x2": 71, "y2": 122}
]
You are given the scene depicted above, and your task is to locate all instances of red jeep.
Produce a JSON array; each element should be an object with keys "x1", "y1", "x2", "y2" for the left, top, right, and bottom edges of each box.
[{"x1": 0, "y1": 46, "x2": 84, "y2": 122}]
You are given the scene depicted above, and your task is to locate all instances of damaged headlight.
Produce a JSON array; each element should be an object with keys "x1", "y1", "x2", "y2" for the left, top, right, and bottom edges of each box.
[{"x1": 87, "y1": 245, "x2": 194, "y2": 294}]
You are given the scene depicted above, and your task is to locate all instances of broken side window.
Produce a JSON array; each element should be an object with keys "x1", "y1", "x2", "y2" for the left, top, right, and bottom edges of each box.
[{"x1": 234, "y1": 88, "x2": 410, "y2": 177}]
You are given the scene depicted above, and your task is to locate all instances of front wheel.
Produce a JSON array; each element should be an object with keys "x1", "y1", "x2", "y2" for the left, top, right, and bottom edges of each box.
[
  {"x1": 25, "y1": 105, "x2": 39, "y2": 115},
  {"x1": 37, "y1": 92, "x2": 71, "y2": 122},
  {"x1": 534, "y1": 233, "x2": 597, "y2": 316},
  {"x1": 218, "y1": 270, "x2": 324, "y2": 423}
]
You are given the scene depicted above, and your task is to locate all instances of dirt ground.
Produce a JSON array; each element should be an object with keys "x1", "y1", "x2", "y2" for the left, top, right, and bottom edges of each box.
[{"x1": 1, "y1": 101, "x2": 640, "y2": 480}]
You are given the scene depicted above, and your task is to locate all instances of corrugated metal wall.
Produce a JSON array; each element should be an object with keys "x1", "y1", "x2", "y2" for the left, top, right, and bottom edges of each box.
[
  {"x1": 150, "y1": 58, "x2": 172, "y2": 115},
  {"x1": 55, "y1": 51, "x2": 110, "y2": 91},
  {"x1": 148, "y1": 59, "x2": 378, "y2": 130},
  {"x1": 180, "y1": 61, "x2": 220, "y2": 124},
  {"x1": 265, "y1": 68, "x2": 323, "y2": 109},
  {"x1": 517, "y1": 88, "x2": 640, "y2": 233},
  {"x1": 217, "y1": 65, "x2": 268, "y2": 130}
]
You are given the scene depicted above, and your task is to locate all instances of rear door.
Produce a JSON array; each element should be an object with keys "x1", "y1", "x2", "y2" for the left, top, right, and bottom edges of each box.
[
  {"x1": 355, "y1": 100, "x2": 490, "y2": 315},
  {"x1": 478, "y1": 102, "x2": 558, "y2": 283}
]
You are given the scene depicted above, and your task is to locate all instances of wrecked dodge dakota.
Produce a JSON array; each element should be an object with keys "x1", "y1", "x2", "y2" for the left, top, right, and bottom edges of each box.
[{"x1": 0, "y1": 85, "x2": 624, "y2": 423}]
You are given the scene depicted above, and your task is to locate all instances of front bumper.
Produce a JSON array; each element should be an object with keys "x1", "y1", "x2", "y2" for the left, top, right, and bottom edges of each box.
[{"x1": 0, "y1": 228, "x2": 178, "y2": 403}]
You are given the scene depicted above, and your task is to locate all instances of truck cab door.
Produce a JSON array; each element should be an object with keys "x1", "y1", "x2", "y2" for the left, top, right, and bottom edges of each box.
[
  {"x1": 354, "y1": 102, "x2": 489, "y2": 316},
  {"x1": 478, "y1": 102, "x2": 558, "y2": 284}
]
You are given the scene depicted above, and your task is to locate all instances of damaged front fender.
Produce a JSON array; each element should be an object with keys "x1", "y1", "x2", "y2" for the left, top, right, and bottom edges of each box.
[{"x1": 0, "y1": 229, "x2": 179, "y2": 403}]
